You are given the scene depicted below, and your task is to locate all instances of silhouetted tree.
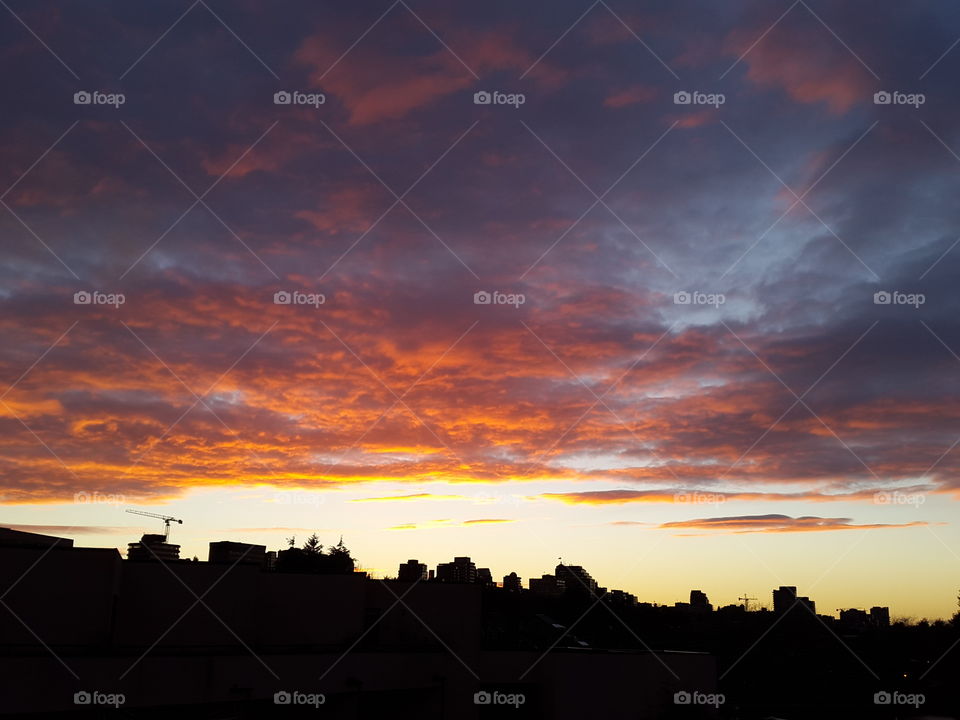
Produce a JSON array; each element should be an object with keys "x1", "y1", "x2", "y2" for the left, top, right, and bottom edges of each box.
[
  {"x1": 324, "y1": 536, "x2": 354, "y2": 573},
  {"x1": 275, "y1": 534, "x2": 355, "y2": 574},
  {"x1": 302, "y1": 534, "x2": 323, "y2": 554}
]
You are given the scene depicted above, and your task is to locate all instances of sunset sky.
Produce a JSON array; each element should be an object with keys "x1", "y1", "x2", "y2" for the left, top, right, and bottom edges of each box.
[{"x1": 2, "y1": 0, "x2": 960, "y2": 620}]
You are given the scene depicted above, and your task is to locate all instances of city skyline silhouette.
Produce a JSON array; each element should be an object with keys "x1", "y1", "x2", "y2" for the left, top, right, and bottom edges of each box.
[{"x1": 3, "y1": 0, "x2": 960, "y2": 717}]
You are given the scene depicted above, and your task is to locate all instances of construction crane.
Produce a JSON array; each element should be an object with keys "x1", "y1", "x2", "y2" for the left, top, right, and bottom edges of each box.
[
  {"x1": 126, "y1": 509, "x2": 183, "y2": 541},
  {"x1": 739, "y1": 593, "x2": 757, "y2": 612}
]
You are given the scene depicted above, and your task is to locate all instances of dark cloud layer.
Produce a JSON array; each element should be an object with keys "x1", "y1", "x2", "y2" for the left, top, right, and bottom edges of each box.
[{"x1": 1, "y1": 1, "x2": 959, "y2": 506}]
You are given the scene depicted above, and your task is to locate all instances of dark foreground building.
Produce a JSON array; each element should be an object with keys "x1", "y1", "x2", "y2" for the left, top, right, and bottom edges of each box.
[{"x1": 0, "y1": 529, "x2": 717, "y2": 718}]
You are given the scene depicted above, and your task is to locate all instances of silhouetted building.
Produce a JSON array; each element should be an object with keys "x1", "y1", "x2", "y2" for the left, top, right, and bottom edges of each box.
[
  {"x1": 208, "y1": 540, "x2": 265, "y2": 565},
  {"x1": 398, "y1": 558, "x2": 428, "y2": 582},
  {"x1": 503, "y1": 572, "x2": 522, "y2": 592},
  {"x1": 690, "y1": 589, "x2": 712, "y2": 612},
  {"x1": 126, "y1": 533, "x2": 180, "y2": 562},
  {"x1": 529, "y1": 573, "x2": 565, "y2": 597},
  {"x1": 435, "y1": 556, "x2": 477, "y2": 583},
  {"x1": 717, "y1": 603, "x2": 748, "y2": 616},
  {"x1": 773, "y1": 585, "x2": 796, "y2": 613},
  {"x1": 772, "y1": 585, "x2": 815, "y2": 615},
  {"x1": 477, "y1": 567, "x2": 494, "y2": 587},
  {"x1": 556, "y1": 563, "x2": 598, "y2": 595},
  {"x1": 606, "y1": 589, "x2": 637, "y2": 606},
  {"x1": 870, "y1": 606, "x2": 890, "y2": 627},
  {"x1": 0, "y1": 527, "x2": 73, "y2": 549},
  {"x1": 839, "y1": 608, "x2": 869, "y2": 631}
]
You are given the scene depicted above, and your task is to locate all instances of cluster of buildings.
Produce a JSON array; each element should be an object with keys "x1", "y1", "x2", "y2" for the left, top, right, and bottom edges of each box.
[
  {"x1": 398, "y1": 557, "x2": 612, "y2": 599},
  {"x1": 0, "y1": 526, "x2": 719, "y2": 718},
  {"x1": 396, "y1": 556, "x2": 892, "y2": 628}
]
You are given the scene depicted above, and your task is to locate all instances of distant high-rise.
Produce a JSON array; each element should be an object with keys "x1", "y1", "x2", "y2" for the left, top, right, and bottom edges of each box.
[
  {"x1": 556, "y1": 564, "x2": 598, "y2": 595},
  {"x1": 435, "y1": 556, "x2": 477, "y2": 583},
  {"x1": 773, "y1": 586, "x2": 797, "y2": 613},
  {"x1": 127, "y1": 533, "x2": 180, "y2": 562},
  {"x1": 690, "y1": 589, "x2": 712, "y2": 612},
  {"x1": 502, "y1": 572, "x2": 522, "y2": 592},
  {"x1": 477, "y1": 567, "x2": 494, "y2": 587},
  {"x1": 398, "y1": 559, "x2": 428, "y2": 582},
  {"x1": 870, "y1": 606, "x2": 890, "y2": 627},
  {"x1": 773, "y1": 586, "x2": 815, "y2": 615}
]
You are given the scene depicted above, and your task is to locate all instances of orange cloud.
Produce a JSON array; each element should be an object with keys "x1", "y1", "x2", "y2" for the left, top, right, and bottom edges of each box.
[
  {"x1": 352, "y1": 493, "x2": 466, "y2": 502},
  {"x1": 1, "y1": 283, "x2": 957, "y2": 505}
]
